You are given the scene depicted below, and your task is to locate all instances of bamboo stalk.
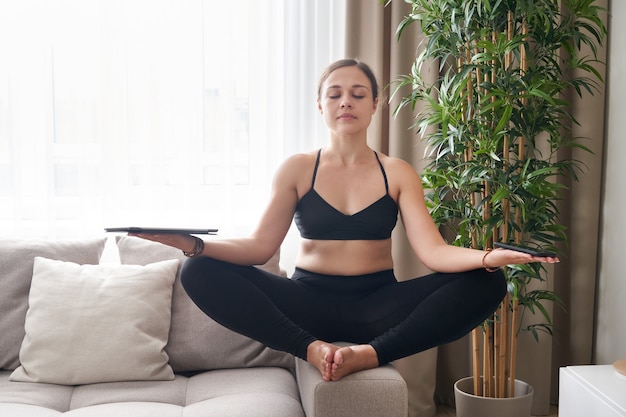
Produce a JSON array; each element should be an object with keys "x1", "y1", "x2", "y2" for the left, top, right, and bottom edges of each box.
[
  {"x1": 521, "y1": 20, "x2": 528, "y2": 76},
  {"x1": 498, "y1": 294, "x2": 510, "y2": 397},
  {"x1": 483, "y1": 328, "x2": 488, "y2": 396},
  {"x1": 491, "y1": 30, "x2": 497, "y2": 103},
  {"x1": 493, "y1": 308, "x2": 500, "y2": 397},
  {"x1": 464, "y1": 37, "x2": 484, "y2": 396},
  {"x1": 483, "y1": 25, "x2": 499, "y2": 399},
  {"x1": 516, "y1": 20, "x2": 528, "y2": 245},
  {"x1": 466, "y1": 45, "x2": 473, "y2": 114},
  {"x1": 472, "y1": 328, "x2": 482, "y2": 396},
  {"x1": 459, "y1": 53, "x2": 470, "y2": 126},
  {"x1": 489, "y1": 11, "x2": 516, "y2": 399},
  {"x1": 484, "y1": 182, "x2": 491, "y2": 234},
  {"x1": 509, "y1": 297, "x2": 520, "y2": 396},
  {"x1": 484, "y1": 323, "x2": 494, "y2": 397},
  {"x1": 510, "y1": 21, "x2": 528, "y2": 394},
  {"x1": 506, "y1": 11, "x2": 513, "y2": 68}
]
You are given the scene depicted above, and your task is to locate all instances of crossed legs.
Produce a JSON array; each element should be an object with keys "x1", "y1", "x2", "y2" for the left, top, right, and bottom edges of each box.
[{"x1": 180, "y1": 258, "x2": 506, "y2": 381}]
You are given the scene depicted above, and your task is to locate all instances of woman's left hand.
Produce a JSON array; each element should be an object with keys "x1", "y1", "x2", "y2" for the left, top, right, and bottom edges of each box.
[{"x1": 485, "y1": 248, "x2": 559, "y2": 269}]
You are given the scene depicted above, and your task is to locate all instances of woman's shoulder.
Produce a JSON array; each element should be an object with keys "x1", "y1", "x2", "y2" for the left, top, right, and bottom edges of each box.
[
  {"x1": 272, "y1": 151, "x2": 319, "y2": 186},
  {"x1": 377, "y1": 152, "x2": 419, "y2": 175},
  {"x1": 376, "y1": 152, "x2": 423, "y2": 195},
  {"x1": 278, "y1": 150, "x2": 318, "y2": 172},
  {"x1": 287, "y1": 150, "x2": 319, "y2": 163}
]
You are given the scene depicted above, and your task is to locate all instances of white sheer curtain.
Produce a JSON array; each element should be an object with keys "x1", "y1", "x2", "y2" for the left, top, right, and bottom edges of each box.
[{"x1": 0, "y1": 0, "x2": 345, "y2": 259}]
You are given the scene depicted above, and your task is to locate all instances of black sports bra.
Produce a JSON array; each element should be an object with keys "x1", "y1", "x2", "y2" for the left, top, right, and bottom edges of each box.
[{"x1": 294, "y1": 149, "x2": 398, "y2": 240}]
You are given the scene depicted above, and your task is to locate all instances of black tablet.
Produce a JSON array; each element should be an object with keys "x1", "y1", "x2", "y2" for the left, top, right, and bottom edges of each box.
[
  {"x1": 105, "y1": 227, "x2": 218, "y2": 235},
  {"x1": 494, "y1": 242, "x2": 556, "y2": 257}
]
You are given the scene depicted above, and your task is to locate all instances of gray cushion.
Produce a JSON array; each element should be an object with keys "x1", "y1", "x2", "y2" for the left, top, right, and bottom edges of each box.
[
  {"x1": 296, "y1": 357, "x2": 408, "y2": 417},
  {"x1": 0, "y1": 404, "x2": 62, "y2": 417},
  {"x1": 61, "y1": 403, "x2": 183, "y2": 417},
  {"x1": 0, "y1": 370, "x2": 74, "y2": 411},
  {"x1": 0, "y1": 368, "x2": 304, "y2": 417},
  {"x1": 0, "y1": 238, "x2": 106, "y2": 371},
  {"x1": 115, "y1": 236, "x2": 294, "y2": 372}
]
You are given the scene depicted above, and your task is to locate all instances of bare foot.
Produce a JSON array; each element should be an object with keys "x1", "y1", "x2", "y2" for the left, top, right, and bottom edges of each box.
[
  {"x1": 307, "y1": 341, "x2": 341, "y2": 381},
  {"x1": 330, "y1": 344, "x2": 379, "y2": 381}
]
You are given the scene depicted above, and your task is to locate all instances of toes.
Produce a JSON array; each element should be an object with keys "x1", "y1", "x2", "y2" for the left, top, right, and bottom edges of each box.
[{"x1": 334, "y1": 348, "x2": 345, "y2": 365}]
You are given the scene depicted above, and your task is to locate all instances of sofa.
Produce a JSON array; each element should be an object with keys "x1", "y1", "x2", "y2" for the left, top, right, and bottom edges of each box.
[{"x1": 0, "y1": 236, "x2": 410, "y2": 417}]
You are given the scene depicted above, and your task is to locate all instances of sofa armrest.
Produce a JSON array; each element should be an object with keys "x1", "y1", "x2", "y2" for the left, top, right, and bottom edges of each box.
[{"x1": 295, "y1": 357, "x2": 408, "y2": 417}]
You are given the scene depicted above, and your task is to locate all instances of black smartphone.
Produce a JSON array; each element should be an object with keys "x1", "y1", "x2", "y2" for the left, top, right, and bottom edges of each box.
[
  {"x1": 105, "y1": 227, "x2": 218, "y2": 235},
  {"x1": 494, "y1": 242, "x2": 556, "y2": 258}
]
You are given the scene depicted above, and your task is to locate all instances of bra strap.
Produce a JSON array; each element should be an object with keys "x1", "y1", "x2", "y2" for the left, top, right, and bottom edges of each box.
[
  {"x1": 311, "y1": 149, "x2": 322, "y2": 188},
  {"x1": 373, "y1": 151, "x2": 389, "y2": 192}
]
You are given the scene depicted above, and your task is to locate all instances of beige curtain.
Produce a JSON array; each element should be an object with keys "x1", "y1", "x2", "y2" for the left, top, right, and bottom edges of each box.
[{"x1": 342, "y1": 1, "x2": 608, "y2": 416}]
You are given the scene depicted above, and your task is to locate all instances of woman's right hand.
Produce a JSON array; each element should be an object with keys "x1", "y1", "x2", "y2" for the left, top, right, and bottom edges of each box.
[{"x1": 128, "y1": 232, "x2": 197, "y2": 253}]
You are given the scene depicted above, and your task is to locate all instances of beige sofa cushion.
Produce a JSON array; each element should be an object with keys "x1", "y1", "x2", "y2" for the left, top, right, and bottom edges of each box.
[
  {"x1": 0, "y1": 368, "x2": 304, "y2": 417},
  {"x1": 295, "y1": 357, "x2": 408, "y2": 417},
  {"x1": 0, "y1": 237, "x2": 106, "y2": 371},
  {"x1": 115, "y1": 236, "x2": 294, "y2": 372},
  {"x1": 10, "y1": 257, "x2": 178, "y2": 385}
]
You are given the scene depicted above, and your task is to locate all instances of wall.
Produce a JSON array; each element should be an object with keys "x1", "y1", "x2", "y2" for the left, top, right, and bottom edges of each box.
[{"x1": 595, "y1": 0, "x2": 626, "y2": 364}]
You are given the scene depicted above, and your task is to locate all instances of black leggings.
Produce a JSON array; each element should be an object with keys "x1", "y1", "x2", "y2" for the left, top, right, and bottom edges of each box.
[{"x1": 180, "y1": 257, "x2": 506, "y2": 365}]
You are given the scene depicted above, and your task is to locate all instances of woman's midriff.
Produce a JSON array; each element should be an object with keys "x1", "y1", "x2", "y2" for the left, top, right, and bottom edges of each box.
[{"x1": 295, "y1": 238, "x2": 394, "y2": 276}]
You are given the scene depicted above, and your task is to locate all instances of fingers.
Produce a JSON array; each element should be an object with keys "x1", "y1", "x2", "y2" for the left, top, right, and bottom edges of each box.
[
  {"x1": 128, "y1": 232, "x2": 165, "y2": 242},
  {"x1": 493, "y1": 248, "x2": 560, "y2": 266},
  {"x1": 127, "y1": 232, "x2": 192, "y2": 251},
  {"x1": 534, "y1": 256, "x2": 560, "y2": 264},
  {"x1": 519, "y1": 254, "x2": 559, "y2": 264}
]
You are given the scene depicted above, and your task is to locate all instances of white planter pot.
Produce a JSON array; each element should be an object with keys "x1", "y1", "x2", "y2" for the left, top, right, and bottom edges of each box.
[{"x1": 454, "y1": 376, "x2": 534, "y2": 417}]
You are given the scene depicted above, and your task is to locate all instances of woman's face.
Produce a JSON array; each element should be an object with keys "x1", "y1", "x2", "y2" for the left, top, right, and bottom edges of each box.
[{"x1": 317, "y1": 66, "x2": 378, "y2": 136}]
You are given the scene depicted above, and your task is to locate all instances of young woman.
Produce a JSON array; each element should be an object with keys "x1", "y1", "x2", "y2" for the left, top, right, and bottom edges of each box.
[{"x1": 133, "y1": 59, "x2": 559, "y2": 382}]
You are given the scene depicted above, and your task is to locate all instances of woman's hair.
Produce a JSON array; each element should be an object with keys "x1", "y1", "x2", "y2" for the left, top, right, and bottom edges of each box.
[{"x1": 317, "y1": 59, "x2": 379, "y2": 100}]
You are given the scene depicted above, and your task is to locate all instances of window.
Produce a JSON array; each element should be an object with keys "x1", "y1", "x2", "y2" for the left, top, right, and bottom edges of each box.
[{"x1": 0, "y1": 0, "x2": 345, "y2": 243}]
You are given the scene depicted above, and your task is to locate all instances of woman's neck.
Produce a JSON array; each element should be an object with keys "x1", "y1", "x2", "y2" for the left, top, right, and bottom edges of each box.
[{"x1": 325, "y1": 134, "x2": 372, "y2": 164}]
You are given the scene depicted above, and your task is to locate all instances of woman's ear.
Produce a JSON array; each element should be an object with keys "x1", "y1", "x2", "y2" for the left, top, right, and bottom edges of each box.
[
  {"x1": 317, "y1": 98, "x2": 323, "y2": 114},
  {"x1": 372, "y1": 97, "x2": 379, "y2": 113}
]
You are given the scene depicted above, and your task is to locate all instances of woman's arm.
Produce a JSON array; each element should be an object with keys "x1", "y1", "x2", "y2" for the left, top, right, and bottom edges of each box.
[
  {"x1": 390, "y1": 158, "x2": 558, "y2": 272},
  {"x1": 133, "y1": 154, "x2": 306, "y2": 265}
]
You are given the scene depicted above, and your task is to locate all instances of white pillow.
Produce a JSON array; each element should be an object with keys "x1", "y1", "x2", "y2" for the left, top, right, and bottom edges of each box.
[
  {"x1": 10, "y1": 257, "x2": 179, "y2": 385},
  {"x1": 0, "y1": 237, "x2": 106, "y2": 371},
  {"x1": 115, "y1": 236, "x2": 295, "y2": 372}
]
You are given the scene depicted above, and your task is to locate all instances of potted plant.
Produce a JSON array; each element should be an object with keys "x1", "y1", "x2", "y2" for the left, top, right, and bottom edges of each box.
[{"x1": 389, "y1": 0, "x2": 606, "y2": 415}]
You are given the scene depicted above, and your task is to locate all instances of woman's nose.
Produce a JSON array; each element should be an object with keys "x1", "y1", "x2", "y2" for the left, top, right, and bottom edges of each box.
[{"x1": 340, "y1": 100, "x2": 352, "y2": 109}]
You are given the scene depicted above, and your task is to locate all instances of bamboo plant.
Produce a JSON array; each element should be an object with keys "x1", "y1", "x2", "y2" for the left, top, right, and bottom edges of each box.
[{"x1": 390, "y1": 0, "x2": 606, "y2": 398}]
